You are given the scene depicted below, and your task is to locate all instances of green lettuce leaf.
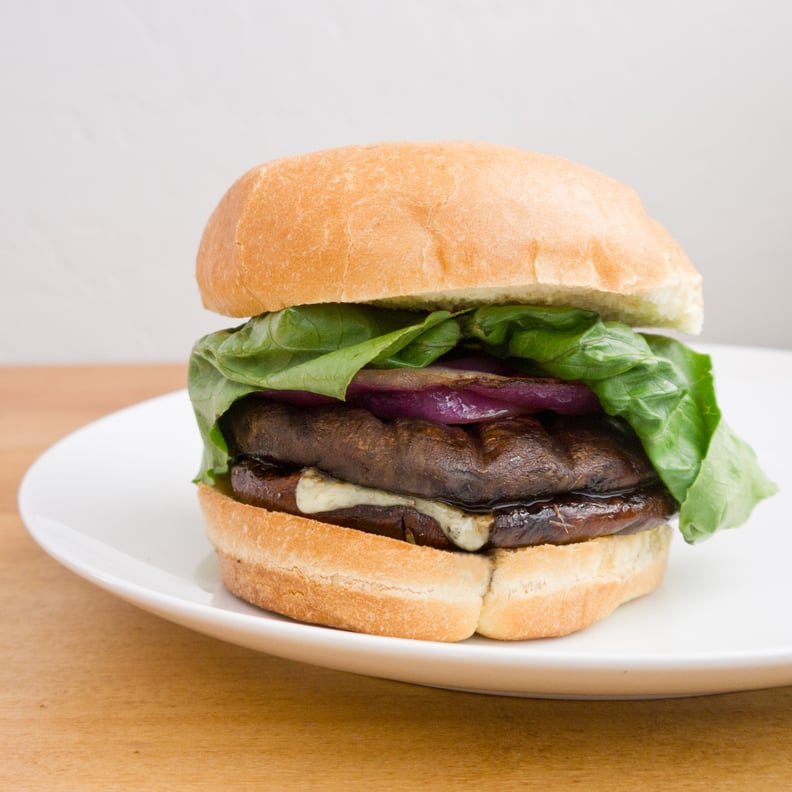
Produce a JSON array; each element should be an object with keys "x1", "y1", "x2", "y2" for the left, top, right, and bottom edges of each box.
[
  {"x1": 465, "y1": 306, "x2": 776, "y2": 542},
  {"x1": 188, "y1": 303, "x2": 776, "y2": 542}
]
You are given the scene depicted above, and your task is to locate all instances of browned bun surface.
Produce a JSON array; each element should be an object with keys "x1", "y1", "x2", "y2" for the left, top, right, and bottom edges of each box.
[
  {"x1": 198, "y1": 483, "x2": 672, "y2": 642},
  {"x1": 197, "y1": 141, "x2": 702, "y2": 332}
]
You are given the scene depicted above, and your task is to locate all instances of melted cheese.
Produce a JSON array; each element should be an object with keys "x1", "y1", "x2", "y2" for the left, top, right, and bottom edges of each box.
[{"x1": 294, "y1": 467, "x2": 491, "y2": 551}]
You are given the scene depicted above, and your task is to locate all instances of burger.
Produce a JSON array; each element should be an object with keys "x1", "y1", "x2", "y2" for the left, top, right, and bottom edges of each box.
[{"x1": 188, "y1": 141, "x2": 775, "y2": 642}]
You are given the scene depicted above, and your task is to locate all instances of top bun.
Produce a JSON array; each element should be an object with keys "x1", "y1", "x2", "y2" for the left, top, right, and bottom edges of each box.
[{"x1": 197, "y1": 141, "x2": 703, "y2": 333}]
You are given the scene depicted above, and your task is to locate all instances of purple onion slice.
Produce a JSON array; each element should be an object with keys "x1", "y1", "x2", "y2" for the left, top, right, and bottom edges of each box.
[{"x1": 257, "y1": 364, "x2": 600, "y2": 423}]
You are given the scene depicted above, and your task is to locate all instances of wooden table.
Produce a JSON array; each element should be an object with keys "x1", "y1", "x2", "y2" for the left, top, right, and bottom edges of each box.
[{"x1": 2, "y1": 365, "x2": 791, "y2": 790}]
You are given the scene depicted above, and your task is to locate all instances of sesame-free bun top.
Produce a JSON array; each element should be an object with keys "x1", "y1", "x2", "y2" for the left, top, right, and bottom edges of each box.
[{"x1": 197, "y1": 141, "x2": 703, "y2": 333}]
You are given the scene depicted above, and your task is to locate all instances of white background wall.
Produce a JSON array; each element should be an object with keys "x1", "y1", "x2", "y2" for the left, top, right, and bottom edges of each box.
[{"x1": 2, "y1": 0, "x2": 790, "y2": 363}]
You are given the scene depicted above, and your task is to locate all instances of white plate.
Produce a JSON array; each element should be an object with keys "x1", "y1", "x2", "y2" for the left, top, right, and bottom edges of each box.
[{"x1": 18, "y1": 345, "x2": 792, "y2": 699}]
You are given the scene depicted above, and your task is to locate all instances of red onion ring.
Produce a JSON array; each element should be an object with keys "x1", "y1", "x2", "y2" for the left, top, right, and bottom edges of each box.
[{"x1": 257, "y1": 364, "x2": 600, "y2": 423}]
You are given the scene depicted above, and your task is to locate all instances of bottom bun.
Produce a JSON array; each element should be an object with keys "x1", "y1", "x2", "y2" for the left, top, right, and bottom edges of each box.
[{"x1": 198, "y1": 483, "x2": 672, "y2": 642}]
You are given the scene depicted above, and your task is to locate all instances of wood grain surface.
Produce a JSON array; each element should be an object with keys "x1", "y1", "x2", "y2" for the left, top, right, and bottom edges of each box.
[{"x1": 2, "y1": 365, "x2": 790, "y2": 790}]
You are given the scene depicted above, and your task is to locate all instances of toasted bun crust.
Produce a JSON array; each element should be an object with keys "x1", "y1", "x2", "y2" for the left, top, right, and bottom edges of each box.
[
  {"x1": 198, "y1": 483, "x2": 672, "y2": 642},
  {"x1": 197, "y1": 141, "x2": 702, "y2": 333}
]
